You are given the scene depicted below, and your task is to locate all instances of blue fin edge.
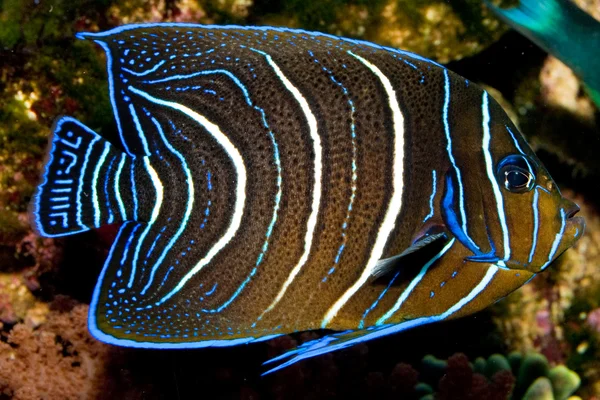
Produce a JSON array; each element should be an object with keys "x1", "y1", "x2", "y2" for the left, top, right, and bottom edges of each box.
[{"x1": 74, "y1": 23, "x2": 442, "y2": 68}]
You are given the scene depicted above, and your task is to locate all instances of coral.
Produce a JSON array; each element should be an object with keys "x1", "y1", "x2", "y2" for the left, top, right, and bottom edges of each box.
[
  {"x1": 0, "y1": 273, "x2": 37, "y2": 325},
  {"x1": 0, "y1": 303, "x2": 158, "y2": 400},
  {"x1": 514, "y1": 353, "x2": 551, "y2": 399},
  {"x1": 0, "y1": 304, "x2": 110, "y2": 400},
  {"x1": 549, "y1": 365, "x2": 581, "y2": 400},
  {"x1": 522, "y1": 377, "x2": 554, "y2": 400},
  {"x1": 419, "y1": 352, "x2": 580, "y2": 400}
]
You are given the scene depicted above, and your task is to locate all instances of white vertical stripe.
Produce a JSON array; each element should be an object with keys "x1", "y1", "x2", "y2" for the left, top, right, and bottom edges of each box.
[
  {"x1": 92, "y1": 142, "x2": 111, "y2": 227},
  {"x1": 114, "y1": 153, "x2": 128, "y2": 221},
  {"x1": 540, "y1": 208, "x2": 566, "y2": 271},
  {"x1": 441, "y1": 264, "x2": 498, "y2": 317},
  {"x1": 253, "y1": 49, "x2": 323, "y2": 318},
  {"x1": 127, "y1": 86, "x2": 246, "y2": 306},
  {"x1": 77, "y1": 136, "x2": 100, "y2": 229},
  {"x1": 142, "y1": 158, "x2": 163, "y2": 224},
  {"x1": 321, "y1": 51, "x2": 405, "y2": 328},
  {"x1": 482, "y1": 92, "x2": 510, "y2": 260}
]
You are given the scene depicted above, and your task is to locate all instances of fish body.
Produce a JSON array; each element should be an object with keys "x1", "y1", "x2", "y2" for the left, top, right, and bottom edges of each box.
[
  {"x1": 30, "y1": 24, "x2": 584, "y2": 374},
  {"x1": 487, "y1": 0, "x2": 600, "y2": 107}
]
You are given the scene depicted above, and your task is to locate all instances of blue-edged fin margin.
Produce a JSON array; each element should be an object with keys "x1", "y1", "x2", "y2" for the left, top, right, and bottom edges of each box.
[{"x1": 262, "y1": 262, "x2": 535, "y2": 375}]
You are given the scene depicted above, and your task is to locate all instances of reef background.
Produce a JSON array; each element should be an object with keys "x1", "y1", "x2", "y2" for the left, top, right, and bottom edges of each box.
[{"x1": 1, "y1": 0, "x2": 600, "y2": 399}]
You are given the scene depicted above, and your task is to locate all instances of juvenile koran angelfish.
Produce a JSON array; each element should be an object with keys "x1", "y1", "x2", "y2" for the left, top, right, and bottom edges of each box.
[{"x1": 30, "y1": 24, "x2": 585, "y2": 374}]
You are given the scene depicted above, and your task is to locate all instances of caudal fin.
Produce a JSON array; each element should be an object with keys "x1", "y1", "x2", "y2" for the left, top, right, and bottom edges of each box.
[{"x1": 31, "y1": 117, "x2": 132, "y2": 237}]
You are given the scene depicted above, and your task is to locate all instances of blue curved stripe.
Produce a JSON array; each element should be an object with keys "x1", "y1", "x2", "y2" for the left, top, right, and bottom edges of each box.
[
  {"x1": 129, "y1": 158, "x2": 162, "y2": 289},
  {"x1": 423, "y1": 170, "x2": 437, "y2": 222},
  {"x1": 506, "y1": 126, "x2": 526, "y2": 154},
  {"x1": 104, "y1": 156, "x2": 116, "y2": 224},
  {"x1": 61, "y1": 150, "x2": 78, "y2": 174},
  {"x1": 140, "y1": 115, "x2": 193, "y2": 296},
  {"x1": 506, "y1": 125, "x2": 535, "y2": 176},
  {"x1": 128, "y1": 104, "x2": 151, "y2": 156},
  {"x1": 443, "y1": 70, "x2": 480, "y2": 253},
  {"x1": 122, "y1": 60, "x2": 166, "y2": 77},
  {"x1": 130, "y1": 161, "x2": 138, "y2": 221},
  {"x1": 142, "y1": 69, "x2": 249, "y2": 93},
  {"x1": 120, "y1": 223, "x2": 141, "y2": 265},
  {"x1": 358, "y1": 270, "x2": 401, "y2": 329},
  {"x1": 310, "y1": 53, "x2": 358, "y2": 282},
  {"x1": 197, "y1": 72, "x2": 283, "y2": 314}
]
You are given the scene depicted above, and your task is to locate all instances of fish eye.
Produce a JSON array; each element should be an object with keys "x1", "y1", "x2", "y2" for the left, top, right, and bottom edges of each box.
[{"x1": 496, "y1": 154, "x2": 535, "y2": 193}]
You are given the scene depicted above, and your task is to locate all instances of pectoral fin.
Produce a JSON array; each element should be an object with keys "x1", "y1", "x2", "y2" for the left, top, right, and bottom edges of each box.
[{"x1": 371, "y1": 225, "x2": 450, "y2": 284}]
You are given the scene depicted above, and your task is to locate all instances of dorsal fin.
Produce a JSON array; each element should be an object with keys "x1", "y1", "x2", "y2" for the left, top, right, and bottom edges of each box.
[{"x1": 371, "y1": 225, "x2": 449, "y2": 283}]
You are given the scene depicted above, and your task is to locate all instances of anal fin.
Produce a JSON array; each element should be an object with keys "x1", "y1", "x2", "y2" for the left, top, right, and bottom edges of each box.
[{"x1": 262, "y1": 318, "x2": 436, "y2": 375}]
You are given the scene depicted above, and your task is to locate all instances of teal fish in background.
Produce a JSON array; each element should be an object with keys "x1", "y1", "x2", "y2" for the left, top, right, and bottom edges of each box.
[
  {"x1": 29, "y1": 24, "x2": 585, "y2": 375},
  {"x1": 486, "y1": 0, "x2": 600, "y2": 108}
]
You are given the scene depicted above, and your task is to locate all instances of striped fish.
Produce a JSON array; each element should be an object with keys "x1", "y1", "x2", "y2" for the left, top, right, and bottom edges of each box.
[{"x1": 30, "y1": 24, "x2": 585, "y2": 374}]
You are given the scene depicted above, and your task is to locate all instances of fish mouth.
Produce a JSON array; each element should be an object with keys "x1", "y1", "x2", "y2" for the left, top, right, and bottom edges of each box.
[
  {"x1": 564, "y1": 201, "x2": 585, "y2": 244},
  {"x1": 565, "y1": 202, "x2": 580, "y2": 219}
]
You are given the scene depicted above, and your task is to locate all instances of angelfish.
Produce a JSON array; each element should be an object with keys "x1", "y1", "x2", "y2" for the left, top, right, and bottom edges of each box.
[{"x1": 30, "y1": 24, "x2": 585, "y2": 374}]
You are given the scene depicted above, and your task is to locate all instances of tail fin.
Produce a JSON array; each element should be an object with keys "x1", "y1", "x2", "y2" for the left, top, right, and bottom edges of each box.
[{"x1": 31, "y1": 117, "x2": 133, "y2": 237}]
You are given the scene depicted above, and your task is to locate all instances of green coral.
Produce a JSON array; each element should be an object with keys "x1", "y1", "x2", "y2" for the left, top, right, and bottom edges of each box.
[
  {"x1": 523, "y1": 377, "x2": 555, "y2": 400},
  {"x1": 521, "y1": 370, "x2": 581, "y2": 400},
  {"x1": 486, "y1": 352, "x2": 580, "y2": 400},
  {"x1": 485, "y1": 353, "x2": 513, "y2": 378},
  {"x1": 416, "y1": 352, "x2": 581, "y2": 399},
  {"x1": 515, "y1": 352, "x2": 551, "y2": 398}
]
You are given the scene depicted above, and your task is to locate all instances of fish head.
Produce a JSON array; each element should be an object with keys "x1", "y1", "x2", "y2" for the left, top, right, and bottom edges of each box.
[
  {"x1": 490, "y1": 148, "x2": 585, "y2": 273},
  {"x1": 440, "y1": 89, "x2": 584, "y2": 274}
]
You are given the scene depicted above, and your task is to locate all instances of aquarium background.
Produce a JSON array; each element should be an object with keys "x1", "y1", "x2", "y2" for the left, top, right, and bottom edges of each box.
[{"x1": 0, "y1": 0, "x2": 599, "y2": 399}]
